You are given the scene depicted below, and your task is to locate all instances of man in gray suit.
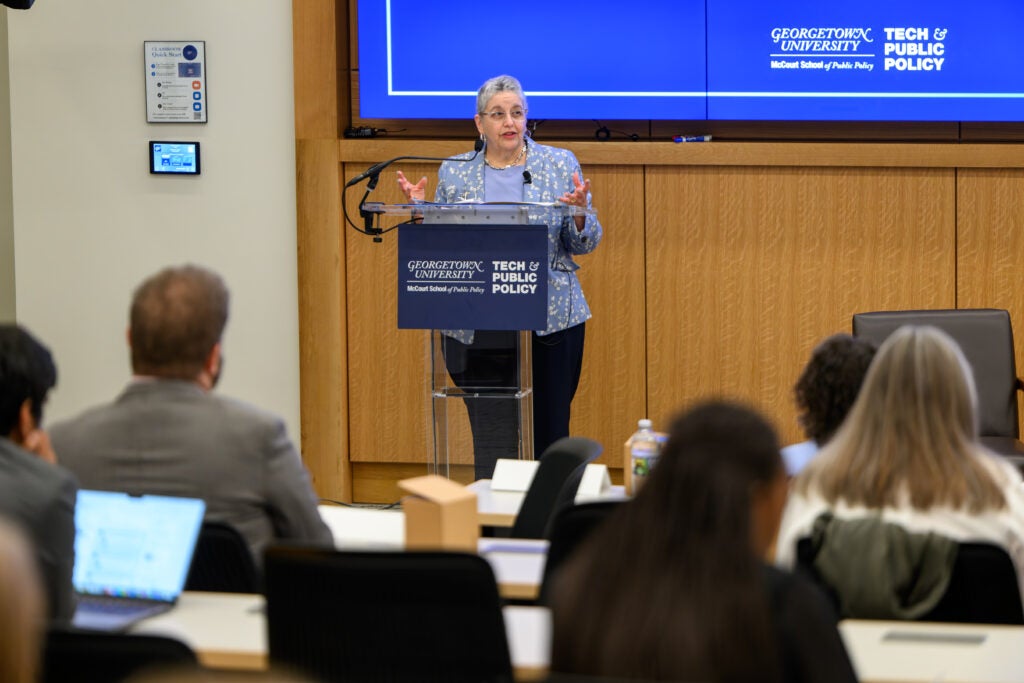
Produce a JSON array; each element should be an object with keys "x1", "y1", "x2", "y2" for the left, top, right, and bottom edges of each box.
[
  {"x1": 0, "y1": 324, "x2": 78, "y2": 622},
  {"x1": 51, "y1": 265, "x2": 332, "y2": 566}
]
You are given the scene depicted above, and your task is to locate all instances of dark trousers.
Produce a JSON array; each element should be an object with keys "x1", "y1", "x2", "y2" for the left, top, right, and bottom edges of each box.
[{"x1": 443, "y1": 323, "x2": 586, "y2": 479}]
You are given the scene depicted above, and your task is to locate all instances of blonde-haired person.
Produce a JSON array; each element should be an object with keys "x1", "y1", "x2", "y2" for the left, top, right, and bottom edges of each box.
[
  {"x1": 0, "y1": 518, "x2": 46, "y2": 683},
  {"x1": 776, "y1": 325, "x2": 1024, "y2": 609}
]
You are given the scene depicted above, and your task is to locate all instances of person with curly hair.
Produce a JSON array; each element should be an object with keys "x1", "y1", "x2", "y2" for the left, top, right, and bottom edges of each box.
[{"x1": 782, "y1": 334, "x2": 877, "y2": 475}]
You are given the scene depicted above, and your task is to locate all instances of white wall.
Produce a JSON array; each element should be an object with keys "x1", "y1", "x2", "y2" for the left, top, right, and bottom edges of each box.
[
  {"x1": 7, "y1": 1, "x2": 302, "y2": 441},
  {"x1": 0, "y1": 10, "x2": 15, "y2": 320}
]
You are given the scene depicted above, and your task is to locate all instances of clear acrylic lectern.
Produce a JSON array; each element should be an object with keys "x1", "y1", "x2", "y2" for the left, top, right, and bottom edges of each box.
[{"x1": 367, "y1": 200, "x2": 593, "y2": 480}]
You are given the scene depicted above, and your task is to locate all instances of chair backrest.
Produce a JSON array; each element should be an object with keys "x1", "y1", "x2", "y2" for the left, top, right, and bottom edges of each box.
[
  {"x1": 42, "y1": 629, "x2": 198, "y2": 683},
  {"x1": 264, "y1": 545, "x2": 514, "y2": 683},
  {"x1": 539, "y1": 500, "x2": 623, "y2": 604},
  {"x1": 510, "y1": 436, "x2": 604, "y2": 540},
  {"x1": 184, "y1": 520, "x2": 261, "y2": 593},
  {"x1": 852, "y1": 308, "x2": 1021, "y2": 438},
  {"x1": 795, "y1": 537, "x2": 1024, "y2": 625},
  {"x1": 921, "y1": 542, "x2": 1024, "y2": 625}
]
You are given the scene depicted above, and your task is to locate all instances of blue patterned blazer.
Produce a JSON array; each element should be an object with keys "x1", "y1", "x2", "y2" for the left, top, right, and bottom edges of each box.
[{"x1": 435, "y1": 137, "x2": 603, "y2": 337}]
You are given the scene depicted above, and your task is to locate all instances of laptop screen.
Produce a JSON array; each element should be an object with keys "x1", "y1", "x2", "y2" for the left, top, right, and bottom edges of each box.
[{"x1": 73, "y1": 490, "x2": 206, "y2": 602}]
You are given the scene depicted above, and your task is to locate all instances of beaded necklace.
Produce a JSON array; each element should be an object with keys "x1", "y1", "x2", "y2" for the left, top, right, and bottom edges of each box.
[{"x1": 484, "y1": 143, "x2": 527, "y2": 170}]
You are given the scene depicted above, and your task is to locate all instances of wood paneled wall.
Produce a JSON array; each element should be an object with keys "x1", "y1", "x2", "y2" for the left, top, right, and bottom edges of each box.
[
  {"x1": 294, "y1": 2, "x2": 1024, "y2": 503},
  {"x1": 293, "y1": 0, "x2": 350, "y2": 500},
  {"x1": 311, "y1": 139, "x2": 1024, "y2": 503},
  {"x1": 644, "y1": 166, "x2": 956, "y2": 437}
]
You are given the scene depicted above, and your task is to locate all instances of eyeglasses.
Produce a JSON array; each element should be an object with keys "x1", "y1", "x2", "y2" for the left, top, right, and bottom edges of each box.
[{"x1": 480, "y1": 108, "x2": 527, "y2": 122}]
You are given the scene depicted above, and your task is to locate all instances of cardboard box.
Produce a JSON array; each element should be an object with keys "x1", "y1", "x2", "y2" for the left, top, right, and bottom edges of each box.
[{"x1": 398, "y1": 474, "x2": 479, "y2": 552}]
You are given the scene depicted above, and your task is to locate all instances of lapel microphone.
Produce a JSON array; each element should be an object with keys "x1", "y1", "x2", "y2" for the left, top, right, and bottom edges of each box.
[{"x1": 522, "y1": 171, "x2": 532, "y2": 185}]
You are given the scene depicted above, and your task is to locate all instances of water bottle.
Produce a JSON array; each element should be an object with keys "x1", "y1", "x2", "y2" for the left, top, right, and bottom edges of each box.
[{"x1": 629, "y1": 418, "x2": 661, "y2": 493}]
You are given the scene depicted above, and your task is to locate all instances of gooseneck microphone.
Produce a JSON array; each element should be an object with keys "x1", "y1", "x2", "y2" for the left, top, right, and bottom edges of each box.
[
  {"x1": 344, "y1": 138, "x2": 487, "y2": 242},
  {"x1": 345, "y1": 138, "x2": 485, "y2": 189},
  {"x1": 522, "y1": 170, "x2": 532, "y2": 185}
]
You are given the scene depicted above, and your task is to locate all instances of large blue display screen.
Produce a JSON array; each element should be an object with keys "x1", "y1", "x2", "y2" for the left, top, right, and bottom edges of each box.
[
  {"x1": 708, "y1": 1, "x2": 1024, "y2": 121},
  {"x1": 356, "y1": 0, "x2": 708, "y2": 120},
  {"x1": 357, "y1": 0, "x2": 1024, "y2": 122}
]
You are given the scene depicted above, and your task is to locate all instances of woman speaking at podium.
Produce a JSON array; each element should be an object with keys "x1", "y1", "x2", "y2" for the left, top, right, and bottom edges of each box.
[{"x1": 397, "y1": 74, "x2": 603, "y2": 478}]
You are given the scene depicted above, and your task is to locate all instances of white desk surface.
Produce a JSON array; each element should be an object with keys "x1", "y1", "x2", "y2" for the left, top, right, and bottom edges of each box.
[
  {"x1": 840, "y1": 620, "x2": 1024, "y2": 683},
  {"x1": 479, "y1": 538, "x2": 548, "y2": 601},
  {"x1": 133, "y1": 591, "x2": 266, "y2": 671},
  {"x1": 319, "y1": 479, "x2": 627, "y2": 533},
  {"x1": 136, "y1": 596, "x2": 1024, "y2": 683},
  {"x1": 468, "y1": 479, "x2": 628, "y2": 527},
  {"x1": 468, "y1": 480, "x2": 532, "y2": 527},
  {"x1": 135, "y1": 592, "x2": 552, "y2": 680},
  {"x1": 318, "y1": 504, "x2": 405, "y2": 549},
  {"x1": 504, "y1": 605, "x2": 552, "y2": 681},
  {"x1": 317, "y1": 505, "x2": 546, "y2": 600}
]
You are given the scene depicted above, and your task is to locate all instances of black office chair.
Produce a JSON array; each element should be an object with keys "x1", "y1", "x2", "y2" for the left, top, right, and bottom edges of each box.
[
  {"x1": 184, "y1": 520, "x2": 261, "y2": 593},
  {"x1": 921, "y1": 542, "x2": 1024, "y2": 624},
  {"x1": 42, "y1": 629, "x2": 198, "y2": 683},
  {"x1": 796, "y1": 537, "x2": 1023, "y2": 625},
  {"x1": 539, "y1": 500, "x2": 623, "y2": 605},
  {"x1": 264, "y1": 545, "x2": 514, "y2": 683},
  {"x1": 543, "y1": 675, "x2": 676, "y2": 683},
  {"x1": 852, "y1": 308, "x2": 1024, "y2": 460},
  {"x1": 510, "y1": 436, "x2": 604, "y2": 540}
]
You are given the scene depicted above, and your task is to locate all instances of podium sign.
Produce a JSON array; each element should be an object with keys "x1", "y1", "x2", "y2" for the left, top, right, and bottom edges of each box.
[{"x1": 398, "y1": 223, "x2": 548, "y2": 330}]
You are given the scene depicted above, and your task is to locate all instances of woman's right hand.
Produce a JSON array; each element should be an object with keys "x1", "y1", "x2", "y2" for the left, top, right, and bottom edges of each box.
[{"x1": 396, "y1": 170, "x2": 428, "y2": 202}]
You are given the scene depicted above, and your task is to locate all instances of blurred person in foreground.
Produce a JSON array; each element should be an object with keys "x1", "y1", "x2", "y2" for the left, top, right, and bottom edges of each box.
[
  {"x1": 549, "y1": 401, "x2": 857, "y2": 683},
  {"x1": 51, "y1": 265, "x2": 332, "y2": 566},
  {"x1": 0, "y1": 324, "x2": 77, "y2": 623},
  {"x1": 0, "y1": 518, "x2": 46, "y2": 683}
]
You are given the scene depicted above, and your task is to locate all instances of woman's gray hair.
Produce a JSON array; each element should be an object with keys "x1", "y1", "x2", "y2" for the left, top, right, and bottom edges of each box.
[{"x1": 476, "y1": 75, "x2": 527, "y2": 114}]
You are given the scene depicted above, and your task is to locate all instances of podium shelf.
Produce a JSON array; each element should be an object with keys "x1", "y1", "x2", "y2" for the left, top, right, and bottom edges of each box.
[{"x1": 433, "y1": 388, "x2": 533, "y2": 400}]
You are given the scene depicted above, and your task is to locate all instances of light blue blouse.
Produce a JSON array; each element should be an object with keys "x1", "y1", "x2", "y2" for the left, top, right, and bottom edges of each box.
[
  {"x1": 483, "y1": 164, "x2": 526, "y2": 202},
  {"x1": 436, "y1": 137, "x2": 603, "y2": 338}
]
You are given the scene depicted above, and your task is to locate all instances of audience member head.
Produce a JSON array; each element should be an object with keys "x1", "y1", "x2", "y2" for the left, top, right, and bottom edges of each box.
[
  {"x1": 0, "y1": 518, "x2": 45, "y2": 683},
  {"x1": 638, "y1": 400, "x2": 787, "y2": 558},
  {"x1": 794, "y1": 333, "x2": 877, "y2": 446},
  {"x1": 0, "y1": 324, "x2": 57, "y2": 440},
  {"x1": 550, "y1": 401, "x2": 786, "y2": 682},
  {"x1": 800, "y1": 324, "x2": 1005, "y2": 512},
  {"x1": 129, "y1": 265, "x2": 229, "y2": 385}
]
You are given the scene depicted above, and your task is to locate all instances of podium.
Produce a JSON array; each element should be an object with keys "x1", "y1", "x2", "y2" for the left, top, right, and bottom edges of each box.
[{"x1": 366, "y1": 201, "x2": 592, "y2": 479}]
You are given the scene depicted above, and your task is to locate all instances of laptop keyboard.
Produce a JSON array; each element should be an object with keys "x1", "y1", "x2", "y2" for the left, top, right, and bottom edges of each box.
[{"x1": 78, "y1": 595, "x2": 166, "y2": 615}]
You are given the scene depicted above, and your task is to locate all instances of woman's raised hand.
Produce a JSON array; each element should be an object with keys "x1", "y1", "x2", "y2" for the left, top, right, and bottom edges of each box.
[
  {"x1": 558, "y1": 171, "x2": 591, "y2": 208},
  {"x1": 396, "y1": 170, "x2": 428, "y2": 202}
]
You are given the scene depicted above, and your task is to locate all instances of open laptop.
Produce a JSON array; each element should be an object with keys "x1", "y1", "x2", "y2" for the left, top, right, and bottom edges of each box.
[{"x1": 71, "y1": 489, "x2": 206, "y2": 632}]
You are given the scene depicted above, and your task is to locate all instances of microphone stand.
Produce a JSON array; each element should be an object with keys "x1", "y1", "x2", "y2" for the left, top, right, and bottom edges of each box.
[
  {"x1": 358, "y1": 173, "x2": 385, "y2": 242},
  {"x1": 345, "y1": 140, "x2": 486, "y2": 243}
]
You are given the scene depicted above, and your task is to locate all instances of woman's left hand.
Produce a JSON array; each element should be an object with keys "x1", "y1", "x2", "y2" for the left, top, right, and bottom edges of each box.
[
  {"x1": 558, "y1": 171, "x2": 591, "y2": 209},
  {"x1": 559, "y1": 171, "x2": 591, "y2": 231}
]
